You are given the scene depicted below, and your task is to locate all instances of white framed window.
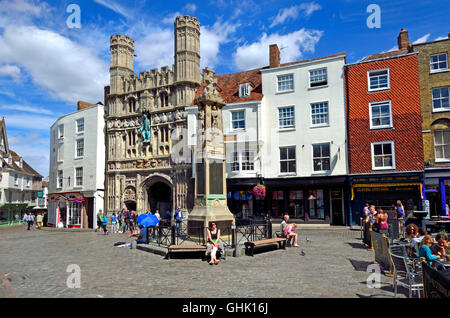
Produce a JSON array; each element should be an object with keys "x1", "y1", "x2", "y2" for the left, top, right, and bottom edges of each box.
[
  {"x1": 434, "y1": 130, "x2": 450, "y2": 162},
  {"x1": 76, "y1": 139, "x2": 84, "y2": 158},
  {"x1": 371, "y1": 141, "x2": 395, "y2": 170},
  {"x1": 432, "y1": 87, "x2": 450, "y2": 112},
  {"x1": 313, "y1": 143, "x2": 331, "y2": 172},
  {"x1": 231, "y1": 110, "x2": 245, "y2": 130},
  {"x1": 277, "y1": 74, "x2": 294, "y2": 92},
  {"x1": 430, "y1": 53, "x2": 448, "y2": 72},
  {"x1": 76, "y1": 118, "x2": 84, "y2": 133},
  {"x1": 14, "y1": 174, "x2": 18, "y2": 186},
  {"x1": 75, "y1": 167, "x2": 83, "y2": 187},
  {"x1": 239, "y1": 83, "x2": 250, "y2": 97},
  {"x1": 57, "y1": 170, "x2": 63, "y2": 188},
  {"x1": 368, "y1": 69, "x2": 390, "y2": 91},
  {"x1": 369, "y1": 100, "x2": 393, "y2": 129},
  {"x1": 309, "y1": 68, "x2": 327, "y2": 88},
  {"x1": 58, "y1": 124, "x2": 64, "y2": 139},
  {"x1": 278, "y1": 106, "x2": 295, "y2": 129},
  {"x1": 280, "y1": 146, "x2": 296, "y2": 174},
  {"x1": 231, "y1": 152, "x2": 240, "y2": 172},
  {"x1": 311, "y1": 102, "x2": 329, "y2": 126},
  {"x1": 241, "y1": 151, "x2": 255, "y2": 171},
  {"x1": 57, "y1": 144, "x2": 63, "y2": 162}
]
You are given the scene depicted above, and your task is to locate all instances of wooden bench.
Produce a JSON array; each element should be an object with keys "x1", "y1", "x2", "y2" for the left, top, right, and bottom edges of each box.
[
  {"x1": 244, "y1": 238, "x2": 287, "y2": 256},
  {"x1": 167, "y1": 244, "x2": 206, "y2": 260}
]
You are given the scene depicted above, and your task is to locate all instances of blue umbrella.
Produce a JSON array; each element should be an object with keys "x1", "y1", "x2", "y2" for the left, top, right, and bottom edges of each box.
[
  {"x1": 137, "y1": 213, "x2": 150, "y2": 224},
  {"x1": 138, "y1": 214, "x2": 160, "y2": 227}
]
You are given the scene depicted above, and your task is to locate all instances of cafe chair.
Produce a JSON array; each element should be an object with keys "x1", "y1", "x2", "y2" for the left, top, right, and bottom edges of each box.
[{"x1": 390, "y1": 253, "x2": 423, "y2": 298}]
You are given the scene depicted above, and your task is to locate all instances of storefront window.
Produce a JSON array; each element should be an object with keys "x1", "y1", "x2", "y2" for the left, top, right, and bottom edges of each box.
[
  {"x1": 68, "y1": 202, "x2": 81, "y2": 225},
  {"x1": 308, "y1": 189, "x2": 325, "y2": 219},
  {"x1": 271, "y1": 190, "x2": 285, "y2": 217},
  {"x1": 0, "y1": 210, "x2": 8, "y2": 224},
  {"x1": 288, "y1": 190, "x2": 303, "y2": 219}
]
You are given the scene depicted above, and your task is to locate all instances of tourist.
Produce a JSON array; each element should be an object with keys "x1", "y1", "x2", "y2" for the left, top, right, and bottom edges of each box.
[
  {"x1": 129, "y1": 225, "x2": 148, "y2": 245},
  {"x1": 111, "y1": 213, "x2": 117, "y2": 234},
  {"x1": 154, "y1": 209, "x2": 161, "y2": 221},
  {"x1": 35, "y1": 213, "x2": 43, "y2": 229},
  {"x1": 283, "y1": 223, "x2": 299, "y2": 247},
  {"x1": 280, "y1": 214, "x2": 295, "y2": 246},
  {"x1": 124, "y1": 210, "x2": 131, "y2": 233},
  {"x1": 363, "y1": 203, "x2": 370, "y2": 221},
  {"x1": 26, "y1": 213, "x2": 34, "y2": 230},
  {"x1": 395, "y1": 200, "x2": 405, "y2": 219},
  {"x1": 366, "y1": 205, "x2": 377, "y2": 225},
  {"x1": 102, "y1": 212, "x2": 109, "y2": 235},
  {"x1": 22, "y1": 213, "x2": 27, "y2": 225},
  {"x1": 206, "y1": 221, "x2": 224, "y2": 265},
  {"x1": 405, "y1": 224, "x2": 419, "y2": 240},
  {"x1": 95, "y1": 209, "x2": 103, "y2": 232},
  {"x1": 175, "y1": 205, "x2": 183, "y2": 235},
  {"x1": 431, "y1": 233, "x2": 449, "y2": 259},
  {"x1": 164, "y1": 210, "x2": 171, "y2": 225},
  {"x1": 375, "y1": 209, "x2": 389, "y2": 235},
  {"x1": 419, "y1": 235, "x2": 439, "y2": 265},
  {"x1": 411, "y1": 228, "x2": 427, "y2": 254}
]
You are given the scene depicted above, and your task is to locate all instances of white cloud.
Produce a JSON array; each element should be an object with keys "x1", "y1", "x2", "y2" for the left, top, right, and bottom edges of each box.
[
  {"x1": 0, "y1": 0, "x2": 49, "y2": 16},
  {"x1": 270, "y1": 2, "x2": 322, "y2": 28},
  {"x1": 434, "y1": 36, "x2": 447, "y2": 41},
  {"x1": 233, "y1": 29, "x2": 323, "y2": 70},
  {"x1": 136, "y1": 19, "x2": 239, "y2": 71},
  {"x1": 162, "y1": 12, "x2": 181, "y2": 25},
  {"x1": 0, "y1": 64, "x2": 21, "y2": 82},
  {"x1": 1, "y1": 104, "x2": 54, "y2": 115},
  {"x1": 93, "y1": 0, "x2": 131, "y2": 18},
  {"x1": 413, "y1": 33, "x2": 431, "y2": 44},
  {"x1": 184, "y1": 3, "x2": 197, "y2": 12},
  {"x1": 7, "y1": 132, "x2": 49, "y2": 176},
  {"x1": 0, "y1": 25, "x2": 109, "y2": 103}
]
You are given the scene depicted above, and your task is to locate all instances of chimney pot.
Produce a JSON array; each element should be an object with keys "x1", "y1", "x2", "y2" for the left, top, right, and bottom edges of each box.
[
  {"x1": 398, "y1": 28, "x2": 410, "y2": 50},
  {"x1": 269, "y1": 44, "x2": 280, "y2": 68}
]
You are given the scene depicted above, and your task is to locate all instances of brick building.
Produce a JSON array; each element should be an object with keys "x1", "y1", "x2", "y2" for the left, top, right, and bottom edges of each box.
[
  {"x1": 345, "y1": 29, "x2": 424, "y2": 225},
  {"x1": 413, "y1": 32, "x2": 450, "y2": 217}
]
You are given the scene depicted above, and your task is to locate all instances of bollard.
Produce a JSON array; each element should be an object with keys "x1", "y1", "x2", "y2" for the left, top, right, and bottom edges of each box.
[
  {"x1": 171, "y1": 225, "x2": 176, "y2": 245},
  {"x1": 231, "y1": 226, "x2": 236, "y2": 257}
]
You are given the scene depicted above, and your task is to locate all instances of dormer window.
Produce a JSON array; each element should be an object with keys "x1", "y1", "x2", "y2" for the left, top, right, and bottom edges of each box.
[{"x1": 239, "y1": 83, "x2": 251, "y2": 98}]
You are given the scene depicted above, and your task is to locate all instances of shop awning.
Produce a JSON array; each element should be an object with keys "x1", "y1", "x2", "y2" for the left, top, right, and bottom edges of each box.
[{"x1": 351, "y1": 182, "x2": 423, "y2": 200}]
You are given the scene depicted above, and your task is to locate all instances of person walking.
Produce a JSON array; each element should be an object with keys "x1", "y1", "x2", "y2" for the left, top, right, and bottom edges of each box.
[
  {"x1": 95, "y1": 210, "x2": 103, "y2": 232},
  {"x1": 26, "y1": 213, "x2": 34, "y2": 230},
  {"x1": 102, "y1": 212, "x2": 109, "y2": 235},
  {"x1": 35, "y1": 213, "x2": 43, "y2": 229},
  {"x1": 22, "y1": 212, "x2": 28, "y2": 225},
  {"x1": 111, "y1": 213, "x2": 117, "y2": 234},
  {"x1": 175, "y1": 206, "x2": 183, "y2": 235}
]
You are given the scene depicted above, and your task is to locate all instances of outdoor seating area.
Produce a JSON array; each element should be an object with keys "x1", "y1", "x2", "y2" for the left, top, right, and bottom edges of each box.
[{"x1": 360, "y1": 216, "x2": 450, "y2": 298}]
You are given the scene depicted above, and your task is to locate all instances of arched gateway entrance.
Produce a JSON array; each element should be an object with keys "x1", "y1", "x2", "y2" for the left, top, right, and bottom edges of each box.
[{"x1": 141, "y1": 174, "x2": 173, "y2": 215}]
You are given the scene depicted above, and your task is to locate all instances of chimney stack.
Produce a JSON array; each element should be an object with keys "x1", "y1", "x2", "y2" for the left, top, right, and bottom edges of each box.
[
  {"x1": 397, "y1": 28, "x2": 411, "y2": 50},
  {"x1": 269, "y1": 44, "x2": 280, "y2": 68},
  {"x1": 77, "y1": 101, "x2": 95, "y2": 111}
]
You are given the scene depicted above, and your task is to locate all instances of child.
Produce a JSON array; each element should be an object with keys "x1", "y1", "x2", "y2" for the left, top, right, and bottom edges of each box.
[
  {"x1": 419, "y1": 235, "x2": 439, "y2": 265},
  {"x1": 102, "y1": 213, "x2": 109, "y2": 235},
  {"x1": 111, "y1": 213, "x2": 117, "y2": 234},
  {"x1": 284, "y1": 223, "x2": 299, "y2": 247}
]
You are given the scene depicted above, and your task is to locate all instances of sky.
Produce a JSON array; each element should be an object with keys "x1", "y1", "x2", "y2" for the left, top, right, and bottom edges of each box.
[{"x1": 0, "y1": 0, "x2": 448, "y2": 177}]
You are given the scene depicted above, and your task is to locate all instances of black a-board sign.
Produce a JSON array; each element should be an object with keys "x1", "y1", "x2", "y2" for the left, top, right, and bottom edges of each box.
[
  {"x1": 422, "y1": 261, "x2": 450, "y2": 298},
  {"x1": 371, "y1": 229, "x2": 394, "y2": 275}
]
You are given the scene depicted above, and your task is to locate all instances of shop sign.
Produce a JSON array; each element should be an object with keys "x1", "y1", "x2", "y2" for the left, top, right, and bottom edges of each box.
[
  {"x1": 37, "y1": 192, "x2": 43, "y2": 198},
  {"x1": 425, "y1": 178, "x2": 439, "y2": 186}
]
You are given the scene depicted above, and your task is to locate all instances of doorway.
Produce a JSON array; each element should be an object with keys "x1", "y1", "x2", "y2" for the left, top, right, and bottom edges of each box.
[
  {"x1": 125, "y1": 201, "x2": 137, "y2": 212},
  {"x1": 330, "y1": 188, "x2": 344, "y2": 225},
  {"x1": 148, "y1": 182, "x2": 172, "y2": 214}
]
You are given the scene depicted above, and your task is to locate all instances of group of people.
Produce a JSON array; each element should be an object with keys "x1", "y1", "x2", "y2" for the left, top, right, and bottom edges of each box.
[
  {"x1": 96, "y1": 206, "x2": 184, "y2": 238},
  {"x1": 363, "y1": 200, "x2": 406, "y2": 235},
  {"x1": 23, "y1": 212, "x2": 45, "y2": 230},
  {"x1": 404, "y1": 223, "x2": 449, "y2": 265}
]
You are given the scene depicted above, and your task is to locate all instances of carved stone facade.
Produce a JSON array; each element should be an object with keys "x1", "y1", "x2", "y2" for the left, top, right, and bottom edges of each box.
[{"x1": 104, "y1": 15, "x2": 202, "y2": 215}]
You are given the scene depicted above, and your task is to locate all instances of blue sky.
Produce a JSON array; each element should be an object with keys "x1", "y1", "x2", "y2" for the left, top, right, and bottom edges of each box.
[{"x1": 0, "y1": 0, "x2": 449, "y2": 177}]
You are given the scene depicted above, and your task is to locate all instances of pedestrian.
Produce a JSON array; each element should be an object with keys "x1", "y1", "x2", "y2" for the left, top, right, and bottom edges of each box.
[
  {"x1": 175, "y1": 206, "x2": 183, "y2": 235},
  {"x1": 35, "y1": 213, "x2": 43, "y2": 229},
  {"x1": 102, "y1": 212, "x2": 109, "y2": 235},
  {"x1": 154, "y1": 209, "x2": 161, "y2": 221},
  {"x1": 363, "y1": 203, "x2": 370, "y2": 221},
  {"x1": 395, "y1": 200, "x2": 405, "y2": 235},
  {"x1": 375, "y1": 209, "x2": 389, "y2": 235},
  {"x1": 111, "y1": 213, "x2": 117, "y2": 234},
  {"x1": 95, "y1": 209, "x2": 103, "y2": 232},
  {"x1": 26, "y1": 213, "x2": 34, "y2": 230}
]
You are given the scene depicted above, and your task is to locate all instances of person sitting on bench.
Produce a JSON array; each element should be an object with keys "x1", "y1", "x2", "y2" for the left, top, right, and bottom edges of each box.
[
  {"x1": 281, "y1": 214, "x2": 294, "y2": 246},
  {"x1": 206, "y1": 221, "x2": 224, "y2": 265},
  {"x1": 283, "y1": 223, "x2": 299, "y2": 247}
]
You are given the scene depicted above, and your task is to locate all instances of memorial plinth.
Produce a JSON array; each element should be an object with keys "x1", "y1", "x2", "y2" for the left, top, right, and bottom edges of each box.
[{"x1": 187, "y1": 68, "x2": 235, "y2": 241}]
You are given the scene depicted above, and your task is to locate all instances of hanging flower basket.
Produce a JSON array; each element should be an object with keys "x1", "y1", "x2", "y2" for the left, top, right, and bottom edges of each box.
[
  {"x1": 73, "y1": 195, "x2": 85, "y2": 204},
  {"x1": 252, "y1": 184, "x2": 266, "y2": 199}
]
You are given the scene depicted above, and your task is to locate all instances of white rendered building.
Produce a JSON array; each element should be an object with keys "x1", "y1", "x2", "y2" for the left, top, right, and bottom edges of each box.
[{"x1": 48, "y1": 102, "x2": 105, "y2": 228}]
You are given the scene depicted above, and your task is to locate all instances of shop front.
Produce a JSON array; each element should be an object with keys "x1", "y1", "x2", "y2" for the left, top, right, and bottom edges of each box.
[
  {"x1": 349, "y1": 172, "x2": 424, "y2": 226},
  {"x1": 423, "y1": 169, "x2": 450, "y2": 217},
  {"x1": 0, "y1": 204, "x2": 29, "y2": 226},
  {"x1": 47, "y1": 192, "x2": 87, "y2": 228},
  {"x1": 227, "y1": 178, "x2": 265, "y2": 219}
]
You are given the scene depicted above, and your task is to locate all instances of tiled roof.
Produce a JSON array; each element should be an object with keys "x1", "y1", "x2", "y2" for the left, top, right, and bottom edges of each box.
[{"x1": 361, "y1": 49, "x2": 410, "y2": 62}]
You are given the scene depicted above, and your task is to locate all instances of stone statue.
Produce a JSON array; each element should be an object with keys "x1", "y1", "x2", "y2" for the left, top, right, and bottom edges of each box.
[{"x1": 139, "y1": 114, "x2": 151, "y2": 143}]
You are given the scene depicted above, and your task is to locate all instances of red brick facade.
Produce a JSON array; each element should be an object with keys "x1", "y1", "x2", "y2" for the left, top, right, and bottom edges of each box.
[{"x1": 346, "y1": 53, "x2": 424, "y2": 174}]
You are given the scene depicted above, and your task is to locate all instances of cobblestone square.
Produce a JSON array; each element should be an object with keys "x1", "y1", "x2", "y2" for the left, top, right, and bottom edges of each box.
[{"x1": 0, "y1": 225, "x2": 404, "y2": 298}]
